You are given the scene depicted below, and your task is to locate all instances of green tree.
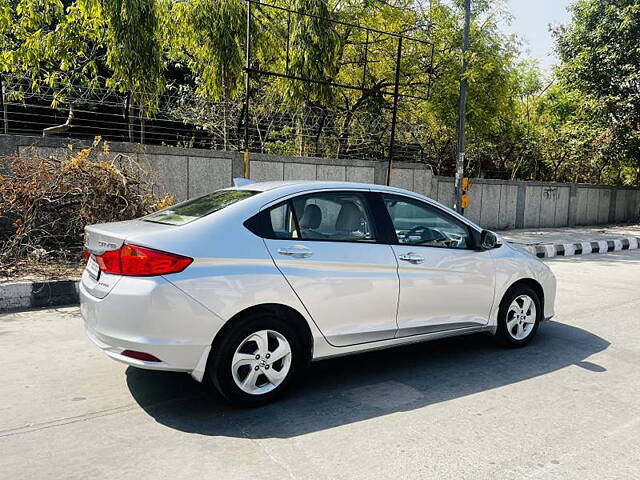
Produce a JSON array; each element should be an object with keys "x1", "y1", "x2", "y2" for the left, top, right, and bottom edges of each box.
[
  {"x1": 554, "y1": 0, "x2": 640, "y2": 185},
  {"x1": 95, "y1": 0, "x2": 164, "y2": 141},
  {"x1": 469, "y1": 61, "x2": 544, "y2": 181},
  {"x1": 407, "y1": 0, "x2": 524, "y2": 177},
  {"x1": 287, "y1": 0, "x2": 339, "y2": 105},
  {"x1": 287, "y1": 0, "x2": 340, "y2": 155},
  {"x1": 166, "y1": 0, "x2": 246, "y2": 149},
  {"x1": 331, "y1": 0, "x2": 424, "y2": 158},
  {"x1": 0, "y1": 0, "x2": 103, "y2": 109},
  {"x1": 536, "y1": 83, "x2": 604, "y2": 183}
]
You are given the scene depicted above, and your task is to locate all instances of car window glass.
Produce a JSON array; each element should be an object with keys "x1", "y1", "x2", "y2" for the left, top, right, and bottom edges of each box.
[
  {"x1": 291, "y1": 192, "x2": 376, "y2": 242},
  {"x1": 145, "y1": 190, "x2": 258, "y2": 226},
  {"x1": 269, "y1": 202, "x2": 298, "y2": 239},
  {"x1": 383, "y1": 195, "x2": 470, "y2": 249}
]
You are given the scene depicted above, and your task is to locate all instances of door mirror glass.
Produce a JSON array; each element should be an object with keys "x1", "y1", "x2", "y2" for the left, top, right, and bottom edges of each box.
[{"x1": 480, "y1": 230, "x2": 502, "y2": 250}]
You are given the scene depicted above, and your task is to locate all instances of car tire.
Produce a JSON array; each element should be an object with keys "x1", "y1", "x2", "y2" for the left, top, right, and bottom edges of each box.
[
  {"x1": 208, "y1": 313, "x2": 302, "y2": 407},
  {"x1": 494, "y1": 285, "x2": 542, "y2": 347}
]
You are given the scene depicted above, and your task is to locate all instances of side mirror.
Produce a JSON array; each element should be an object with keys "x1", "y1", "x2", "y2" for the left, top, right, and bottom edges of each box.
[{"x1": 480, "y1": 230, "x2": 502, "y2": 250}]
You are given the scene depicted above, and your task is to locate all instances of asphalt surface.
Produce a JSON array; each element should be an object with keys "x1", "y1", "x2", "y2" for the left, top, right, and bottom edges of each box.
[{"x1": 1, "y1": 249, "x2": 640, "y2": 479}]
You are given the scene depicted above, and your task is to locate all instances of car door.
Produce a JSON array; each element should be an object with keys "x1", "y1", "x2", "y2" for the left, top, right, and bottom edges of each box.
[
  {"x1": 379, "y1": 193, "x2": 495, "y2": 337},
  {"x1": 261, "y1": 190, "x2": 399, "y2": 346}
]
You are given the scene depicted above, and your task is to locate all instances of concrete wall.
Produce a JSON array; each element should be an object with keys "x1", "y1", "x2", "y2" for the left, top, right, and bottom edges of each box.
[
  {"x1": 2, "y1": 135, "x2": 639, "y2": 230},
  {"x1": 432, "y1": 178, "x2": 520, "y2": 230}
]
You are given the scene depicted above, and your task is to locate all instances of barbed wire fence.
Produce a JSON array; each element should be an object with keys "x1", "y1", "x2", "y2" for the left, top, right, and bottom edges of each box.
[
  {"x1": 0, "y1": 1, "x2": 444, "y2": 176},
  {"x1": 0, "y1": 74, "x2": 438, "y2": 163}
]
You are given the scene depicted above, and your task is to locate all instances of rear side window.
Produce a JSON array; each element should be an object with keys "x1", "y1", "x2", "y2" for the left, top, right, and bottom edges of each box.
[
  {"x1": 246, "y1": 191, "x2": 377, "y2": 243},
  {"x1": 145, "y1": 190, "x2": 258, "y2": 226},
  {"x1": 269, "y1": 202, "x2": 298, "y2": 239},
  {"x1": 291, "y1": 192, "x2": 376, "y2": 242}
]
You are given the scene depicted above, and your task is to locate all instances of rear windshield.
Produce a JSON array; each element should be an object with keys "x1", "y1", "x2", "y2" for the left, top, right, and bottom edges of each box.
[{"x1": 144, "y1": 190, "x2": 258, "y2": 226}]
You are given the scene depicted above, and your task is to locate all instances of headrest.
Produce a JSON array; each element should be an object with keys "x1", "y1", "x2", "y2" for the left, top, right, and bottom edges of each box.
[
  {"x1": 299, "y1": 204, "x2": 322, "y2": 229},
  {"x1": 335, "y1": 202, "x2": 363, "y2": 231}
]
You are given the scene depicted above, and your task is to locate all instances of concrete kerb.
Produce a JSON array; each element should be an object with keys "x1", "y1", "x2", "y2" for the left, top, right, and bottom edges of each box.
[
  {"x1": 511, "y1": 236, "x2": 640, "y2": 259},
  {"x1": 0, "y1": 279, "x2": 79, "y2": 313}
]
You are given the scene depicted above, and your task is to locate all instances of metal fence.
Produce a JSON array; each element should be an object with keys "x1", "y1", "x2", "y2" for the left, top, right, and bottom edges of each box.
[{"x1": 0, "y1": 0, "x2": 442, "y2": 174}]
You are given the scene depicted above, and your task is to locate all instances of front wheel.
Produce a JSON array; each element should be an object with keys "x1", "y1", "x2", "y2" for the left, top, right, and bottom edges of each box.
[
  {"x1": 208, "y1": 314, "x2": 301, "y2": 407},
  {"x1": 494, "y1": 286, "x2": 542, "y2": 347}
]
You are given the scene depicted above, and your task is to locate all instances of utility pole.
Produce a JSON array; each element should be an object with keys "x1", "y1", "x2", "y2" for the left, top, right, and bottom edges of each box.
[
  {"x1": 454, "y1": 0, "x2": 471, "y2": 213},
  {"x1": 243, "y1": 0, "x2": 252, "y2": 178},
  {"x1": 0, "y1": 74, "x2": 7, "y2": 134},
  {"x1": 387, "y1": 37, "x2": 403, "y2": 186}
]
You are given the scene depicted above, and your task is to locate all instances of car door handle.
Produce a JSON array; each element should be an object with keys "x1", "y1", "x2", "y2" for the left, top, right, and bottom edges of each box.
[
  {"x1": 398, "y1": 252, "x2": 424, "y2": 264},
  {"x1": 277, "y1": 245, "x2": 313, "y2": 258}
]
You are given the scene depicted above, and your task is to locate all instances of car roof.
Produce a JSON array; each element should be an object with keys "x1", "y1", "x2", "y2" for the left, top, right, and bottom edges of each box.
[{"x1": 236, "y1": 180, "x2": 411, "y2": 194}]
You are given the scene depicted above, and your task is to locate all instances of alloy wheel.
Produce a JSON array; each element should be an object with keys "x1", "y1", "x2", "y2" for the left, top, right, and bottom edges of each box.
[
  {"x1": 506, "y1": 294, "x2": 537, "y2": 340},
  {"x1": 231, "y1": 329, "x2": 293, "y2": 395}
]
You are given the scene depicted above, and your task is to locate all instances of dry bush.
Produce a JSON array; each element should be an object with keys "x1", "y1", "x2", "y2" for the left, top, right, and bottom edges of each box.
[{"x1": 0, "y1": 138, "x2": 173, "y2": 278}]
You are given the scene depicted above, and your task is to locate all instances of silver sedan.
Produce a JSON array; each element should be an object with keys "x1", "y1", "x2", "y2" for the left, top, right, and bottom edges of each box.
[{"x1": 80, "y1": 180, "x2": 556, "y2": 406}]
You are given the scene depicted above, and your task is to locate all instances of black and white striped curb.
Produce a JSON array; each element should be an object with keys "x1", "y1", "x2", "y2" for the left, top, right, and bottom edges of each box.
[
  {"x1": 0, "y1": 279, "x2": 79, "y2": 313},
  {"x1": 518, "y1": 236, "x2": 640, "y2": 259}
]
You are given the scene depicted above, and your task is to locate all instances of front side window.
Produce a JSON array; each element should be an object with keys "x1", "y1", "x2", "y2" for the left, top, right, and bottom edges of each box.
[
  {"x1": 145, "y1": 190, "x2": 258, "y2": 226},
  {"x1": 382, "y1": 194, "x2": 471, "y2": 249}
]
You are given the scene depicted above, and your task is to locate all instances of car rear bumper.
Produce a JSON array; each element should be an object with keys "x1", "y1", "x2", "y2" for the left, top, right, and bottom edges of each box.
[
  {"x1": 84, "y1": 325, "x2": 191, "y2": 372},
  {"x1": 79, "y1": 275, "x2": 225, "y2": 381}
]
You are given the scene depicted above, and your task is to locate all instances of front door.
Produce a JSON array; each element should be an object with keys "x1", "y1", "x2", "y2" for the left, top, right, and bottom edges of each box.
[
  {"x1": 263, "y1": 191, "x2": 399, "y2": 346},
  {"x1": 380, "y1": 194, "x2": 495, "y2": 337}
]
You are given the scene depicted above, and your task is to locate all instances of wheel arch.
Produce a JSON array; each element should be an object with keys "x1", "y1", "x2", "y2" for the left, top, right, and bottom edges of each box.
[
  {"x1": 210, "y1": 303, "x2": 314, "y2": 365},
  {"x1": 504, "y1": 278, "x2": 545, "y2": 313}
]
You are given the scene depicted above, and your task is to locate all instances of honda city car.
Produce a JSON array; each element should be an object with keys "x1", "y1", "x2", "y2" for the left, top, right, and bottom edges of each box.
[{"x1": 80, "y1": 180, "x2": 556, "y2": 406}]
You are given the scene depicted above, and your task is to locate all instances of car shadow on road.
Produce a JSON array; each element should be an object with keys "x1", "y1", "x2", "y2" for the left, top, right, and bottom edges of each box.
[{"x1": 126, "y1": 320, "x2": 609, "y2": 439}]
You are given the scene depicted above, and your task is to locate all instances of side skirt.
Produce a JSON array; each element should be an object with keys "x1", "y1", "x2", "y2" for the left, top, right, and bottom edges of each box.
[{"x1": 311, "y1": 325, "x2": 494, "y2": 361}]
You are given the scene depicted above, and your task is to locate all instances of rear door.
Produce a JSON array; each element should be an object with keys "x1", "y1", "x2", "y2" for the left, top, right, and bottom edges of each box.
[
  {"x1": 379, "y1": 193, "x2": 495, "y2": 337},
  {"x1": 261, "y1": 190, "x2": 399, "y2": 346}
]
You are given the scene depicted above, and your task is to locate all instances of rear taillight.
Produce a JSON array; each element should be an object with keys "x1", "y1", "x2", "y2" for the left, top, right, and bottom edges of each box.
[
  {"x1": 94, "y1": 244, "x2": 192, "y2": 276},
  {"x1": 95, "y1": 248, "x2": 122, "y2": 274}
]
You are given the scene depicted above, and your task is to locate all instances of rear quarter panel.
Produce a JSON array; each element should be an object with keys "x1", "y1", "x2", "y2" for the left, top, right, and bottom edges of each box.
[{"x1": 146, "y1": 210, "x2": 326, "y2": 348}]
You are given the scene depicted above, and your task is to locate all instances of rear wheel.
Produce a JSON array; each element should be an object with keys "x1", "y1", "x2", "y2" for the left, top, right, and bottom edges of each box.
[
  {"x1": 208, "y1": 314, "x2": 301, "y2": 406},
  {"x1": 494, "y1": 285, "x2": 541, "y2": 347}
]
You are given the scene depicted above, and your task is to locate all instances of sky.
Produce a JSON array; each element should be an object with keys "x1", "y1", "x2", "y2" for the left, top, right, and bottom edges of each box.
[{"x1": 500, "y1": 0, "x2": 575, "y2": 70}]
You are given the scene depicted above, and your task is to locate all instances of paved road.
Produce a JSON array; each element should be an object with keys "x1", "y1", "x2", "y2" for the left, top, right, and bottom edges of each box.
[{"x1": 2, "y1": 250, "x2": 640, "y2": 479}]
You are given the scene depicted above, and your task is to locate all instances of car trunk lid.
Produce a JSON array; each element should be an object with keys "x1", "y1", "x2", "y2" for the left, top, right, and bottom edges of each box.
[{"x1": 82, "y1": 220, "x2": 172, "y2": 299}]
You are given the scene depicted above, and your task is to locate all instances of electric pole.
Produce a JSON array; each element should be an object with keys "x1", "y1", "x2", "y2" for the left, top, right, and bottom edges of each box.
[{"x1": 454, "y1": 0, "x2": 471, "y2": 213}]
